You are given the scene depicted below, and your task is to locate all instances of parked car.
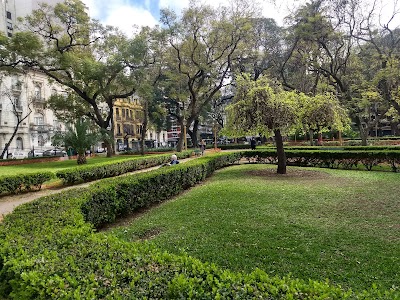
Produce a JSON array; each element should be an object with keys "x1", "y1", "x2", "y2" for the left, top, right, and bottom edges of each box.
[
  {"x1": 28, "y1": 150, "x2": 44, "y2": 158},
  {"x1": 43, "y1": 148, "x2": 68, "y2": 157},
  {"x1": 11, "y1": 151, "x2": 27, "y2": 159},
  {"x1": 96, "y1": 147, "x2": 106, "y2": 153}
]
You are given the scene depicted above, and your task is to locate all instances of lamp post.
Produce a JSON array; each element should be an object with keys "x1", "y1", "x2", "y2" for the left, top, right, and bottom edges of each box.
[
  {"x1": 31, "y1": 133, "x2": 36, "y2": 157},
  {"x1": 183, "y1": 118, "x2": 187, "y2": 151}
]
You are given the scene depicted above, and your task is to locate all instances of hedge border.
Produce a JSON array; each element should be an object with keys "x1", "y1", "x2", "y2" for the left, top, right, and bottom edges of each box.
[
  {"x1": 0, "y1": 172, "x2": 54, "y2": 195},
  {"x1": 0, "y1": 152, "x2": 398, "y2": 299}
]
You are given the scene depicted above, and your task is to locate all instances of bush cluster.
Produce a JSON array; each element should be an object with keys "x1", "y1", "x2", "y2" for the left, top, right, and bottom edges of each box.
[
  {"x1": 56, "y1": 151, "x2": 192, "y2": 185},
  {"x1": 0, "y1": 172, "x2": 54, "y2": 195},
  {"x1": 242, "y1": 149, "x2": 400, "y2": 171},
  {"x1": 1, "y1": 152, "x2": 399, "y2": 298}
]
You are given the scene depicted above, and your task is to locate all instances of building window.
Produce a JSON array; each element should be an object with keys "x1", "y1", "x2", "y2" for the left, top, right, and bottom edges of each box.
[
  {"x1": 34, "y1": 115, "x2": 44, "y2": 125},
  {"x1": 6, "y1": 11, "x2": 12, "y2": 19},
  {"x1": 7, "y1": 21, "x2": 13, "y2": 31},
  {"x1": 16, "y1": 137, "x2": 23, "y2": 150},
  {"x1": 34, "y1": 85, "x2": 41, "y2": 99},
  {"x1": 115, "y1": 108, "x2": 119, "y2": 116},
  {"x1": 38, "y1": 135, "x2": 45, "y2": 147},
  {"x1": 163, "y1": 133, "x2": 165, "y2": 141},
  {"x1": 117, "y1": 124, "x2": 121, "y2": 135}
]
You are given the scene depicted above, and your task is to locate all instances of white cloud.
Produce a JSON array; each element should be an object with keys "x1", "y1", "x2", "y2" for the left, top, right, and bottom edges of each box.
[
  {"x1": 158, "y1": 0, "x2": 189, "y2": 13},
  {"x1": 82, "y1": 0, "x2": 158, "y2": 36},
  {"x1": 104, "y1": 5, "x2": 158, "y2": 34}
]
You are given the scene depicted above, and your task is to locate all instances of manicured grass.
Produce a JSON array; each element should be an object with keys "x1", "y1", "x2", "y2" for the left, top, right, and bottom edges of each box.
[
  {"x1": 0, "y1": 154, "x2": 154, "y2": 176},
  {"x1": 108, "y1": 164, "x2": 400, "y2": 292}
]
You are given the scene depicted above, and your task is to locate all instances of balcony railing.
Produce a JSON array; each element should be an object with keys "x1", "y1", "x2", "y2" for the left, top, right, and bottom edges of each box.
[
  {"x1": 29, "y1": 124, "x2": 52, "y2": 133},
  {"x1": 32, "y1": 96, "x2": 46, "y2": 103}
]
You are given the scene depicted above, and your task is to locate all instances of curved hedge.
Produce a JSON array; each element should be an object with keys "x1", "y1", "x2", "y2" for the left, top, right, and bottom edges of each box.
[
  {"x1": 56, "y1": 151, "x2": 192, "y2": 185},
  {"x1": 0, "y1": 172, "x2": 54, "y2": 195},
  {"x1": 1, "y1": 152, "x2": 399, "y2": 299}
]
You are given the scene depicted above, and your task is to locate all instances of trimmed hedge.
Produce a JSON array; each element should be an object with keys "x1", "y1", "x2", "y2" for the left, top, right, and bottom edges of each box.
[
  {"x1": 1, "y1": 152, "x2": 399, "y2": 298},
  {"x1": 242, "y1": 149, "x2": 400, "y2": 172},
  {"x1": 0, "y1": 172, "x2": 54, "y2": 195},
  {"x1": 56, "y1": 151, "x2": 192, "y2": 185},
  {"x1": 219, "y1": 144, "x2": 251, "y2": 150}
]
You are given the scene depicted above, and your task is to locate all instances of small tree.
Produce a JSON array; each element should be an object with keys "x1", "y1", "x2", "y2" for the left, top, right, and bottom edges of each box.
[
  {"x1": 0, "y1": 89, "x2": 33, "y2": 159},
  {"x1": 226, "y1": 74, "x2": 300, "y2": 174},
  {"x1": 300, "y1": 93, "x2": 349, "y2": 145},
  {"x1": 63, "y1": 119, "x2": 99, "y2": 165}
]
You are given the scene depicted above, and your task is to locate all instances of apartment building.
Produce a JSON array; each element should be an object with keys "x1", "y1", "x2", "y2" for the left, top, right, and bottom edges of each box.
[{"x1": 0, "y1": 0, "x2": 66, "y2": 158}]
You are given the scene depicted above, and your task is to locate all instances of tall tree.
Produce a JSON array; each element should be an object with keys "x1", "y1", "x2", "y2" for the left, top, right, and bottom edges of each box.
[
  {"x1": 0, "y1": 0, "x2": 150, "y2": 156},
  {"x1": 158, "y1": 0, "x2": 256, "y2": 150}
]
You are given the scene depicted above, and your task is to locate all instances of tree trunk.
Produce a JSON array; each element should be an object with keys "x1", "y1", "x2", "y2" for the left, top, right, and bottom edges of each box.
[
  {"x1": 356, "y1": 116, "x2": 368, "y2": 146},
  {"x1": 77, "y1": 153, "x2": 87, "y2": 165},
  {"x1": 309, "y1": 129, "x2": 314, "y2": 146},
  {"x1": 274, "y1": 129, "x2": 286, "y2": 174},
  {"x1": 190, "y1": 118, "x2": 199, "y2": 147},
  {"x1": 140, "y1": 100, "x2": 149, "y2": 156},
  {"x1": 105, "y1": 140, "x2": 113, "y2": 157}
]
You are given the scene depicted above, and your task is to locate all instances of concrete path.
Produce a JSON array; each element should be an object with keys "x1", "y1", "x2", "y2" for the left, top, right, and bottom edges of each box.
[{"x1": 0, "y1": 156, "x2": 197, "y2": 221}]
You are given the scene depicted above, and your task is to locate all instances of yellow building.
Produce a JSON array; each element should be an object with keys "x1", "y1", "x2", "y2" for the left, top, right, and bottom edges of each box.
[{"x1": 113, "y1": 97, "x2": 143, "y2": 151}]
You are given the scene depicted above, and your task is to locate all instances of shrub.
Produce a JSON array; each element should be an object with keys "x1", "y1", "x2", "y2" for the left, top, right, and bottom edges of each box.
[
  {"x1": 0, "y1": 172, "x2": 54, "y2": 195},
  {"x1": 56, "y1": 151, "x2": 192, "y2": 185},
  {"x1": 242, "y1": 149, "x2": 400, "y2": 172}
]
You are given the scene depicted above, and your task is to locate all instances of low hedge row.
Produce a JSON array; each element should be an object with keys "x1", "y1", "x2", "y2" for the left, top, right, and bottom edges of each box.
[
  {"x1": 242, "y1": 150, "x2": 400, "y2": 171},
  {"x1": 1, "y1": 152, "x2": 399, "y2": 298},
  {"x1": 219, "y1": 144, "x2": 251, "y2": 150},
  {"x1": 0, "y1": 172, "x2": 54, "y2": 195},
  {"x1": 56, "y1": 151, "x2": 192, "y2": 185}
]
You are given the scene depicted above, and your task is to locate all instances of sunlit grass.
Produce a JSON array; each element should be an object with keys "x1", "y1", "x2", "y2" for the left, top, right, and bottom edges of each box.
[
  {"x1": 0, "y1": 154, "x2": 154, "y2": 176},
  {"x1": 108, "y1": 164, "x2": 400, "y2": 291}
]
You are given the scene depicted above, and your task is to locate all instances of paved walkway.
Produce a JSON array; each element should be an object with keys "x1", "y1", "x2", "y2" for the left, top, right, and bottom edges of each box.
[{"x1": 0, "y1": 156, "x2": 197, "y2": 221}]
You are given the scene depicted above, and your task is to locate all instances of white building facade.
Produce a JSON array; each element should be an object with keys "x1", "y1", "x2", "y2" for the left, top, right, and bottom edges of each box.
[{"x1": 0, "y1": 0, "x2": 66, "y2": 158}]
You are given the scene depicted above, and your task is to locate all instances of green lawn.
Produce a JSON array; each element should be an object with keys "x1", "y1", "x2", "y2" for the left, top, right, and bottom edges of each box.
[
  {"x1": 108, "y1": 164, "x2": 400, "y2": 292},
  {"x1": 0, "y1": 155, "x2": 153, "y2": 176}
]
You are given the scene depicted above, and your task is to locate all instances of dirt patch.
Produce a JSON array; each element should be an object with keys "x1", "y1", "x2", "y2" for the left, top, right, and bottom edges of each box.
[{"x1": 245, "y1": 168, "x2": 332, "y2": 180}]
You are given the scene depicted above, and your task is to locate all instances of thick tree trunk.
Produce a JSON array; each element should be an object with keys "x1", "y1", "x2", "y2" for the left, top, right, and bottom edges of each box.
[
  {"x1": 309, "y1": 129, "x2": 314, "y2": 146},
  {"x1": 190, "y1": 118, "x2": 199, "y2": 147},
  {"x1": 140, "y1": 100, "x2": 149, "y2": 156},
  {"x1": 274, "y1": 129, "x2": 286, "y2": 174},
  {"x1": 105, "y1": 140, "x2": 113, "y2": 157},
  {"x1": 355, "y1": 116, "x2": 368, "y2": 146},
  {"x1": 77, "y1": 153, "x2": 87, "y2": 165}
]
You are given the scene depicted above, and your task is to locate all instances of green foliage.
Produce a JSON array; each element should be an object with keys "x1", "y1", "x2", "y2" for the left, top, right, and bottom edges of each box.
[
  {"x1": 1, "y1": 152, "x2": 399, "y2": 298},
  {"x1": 226, "y1": 74, "x2": 300, "y2": 136},
  {"x1": 242, "y1": 149, "x2": 400, "y2": 172},
  {"x1": 0, "y1": 172, "x2": 54, "y2": 194},
  {"x1": 56, "y1": 151, "x2": 192, "y2": 185}
]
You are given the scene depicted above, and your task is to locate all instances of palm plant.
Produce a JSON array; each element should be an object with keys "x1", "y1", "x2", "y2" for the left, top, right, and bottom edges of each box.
[{"x1": 64, "y1": 119, "x2": 99, "y2": 165}]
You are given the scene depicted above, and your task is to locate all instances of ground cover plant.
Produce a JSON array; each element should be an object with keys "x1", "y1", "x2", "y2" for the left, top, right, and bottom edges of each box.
[{"x1": 108, "y1": 164, "x2": 400, "y2": 293}]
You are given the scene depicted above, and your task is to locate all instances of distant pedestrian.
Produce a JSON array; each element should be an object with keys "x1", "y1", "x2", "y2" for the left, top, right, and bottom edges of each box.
[
  {"x1": 251, "y1": 137, "x2": 256, "y2": 150},
  {"x1": 200, "y1": 139, "x2": 206, "y2": 155},
  {"x1": 170, "y1": 154, "x2": 180, "y2": 165}
]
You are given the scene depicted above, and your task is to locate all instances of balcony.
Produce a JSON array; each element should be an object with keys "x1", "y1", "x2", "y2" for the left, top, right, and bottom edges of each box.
[
  {"x1": 32, "y1": 96, "x2": 46, "y2": 104},
  {"x1": 15, "y1": 105, "x2": 23, "y2": 112},
  {"x1": 29, "y1": 124, "x2": 52, "y2": 133}
]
